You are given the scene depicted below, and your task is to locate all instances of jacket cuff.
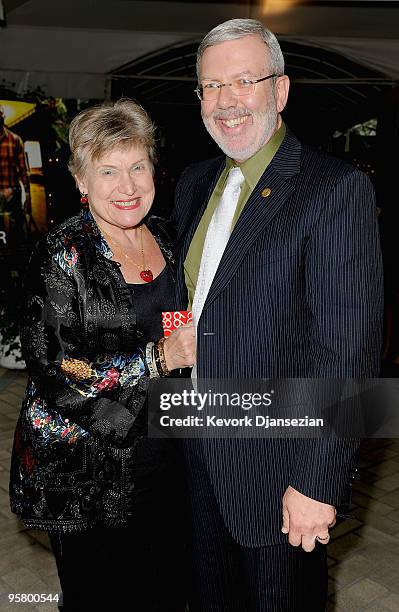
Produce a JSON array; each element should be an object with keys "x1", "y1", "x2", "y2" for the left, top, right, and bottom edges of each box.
[{"x1": 289, "y1": 438, "x2": 359, "y2": 506}]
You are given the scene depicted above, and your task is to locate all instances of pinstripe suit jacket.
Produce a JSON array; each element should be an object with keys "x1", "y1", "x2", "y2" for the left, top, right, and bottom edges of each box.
[{"x1": 172, "y1": 129, "x2": 383, "y2": 547}]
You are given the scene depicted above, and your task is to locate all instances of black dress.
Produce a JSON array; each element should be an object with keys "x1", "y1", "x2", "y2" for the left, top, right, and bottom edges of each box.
[
  {"x1": 50, "y1": 266, "x2": 187, "y2": 611},
  {"x1": 127, "y1": 266, "x2": 181, "y2": 506}
]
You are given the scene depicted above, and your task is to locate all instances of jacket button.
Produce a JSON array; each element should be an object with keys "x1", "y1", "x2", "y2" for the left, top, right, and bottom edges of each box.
[{"x1": 262, "y1": 187, "x2": 272, "y2": 198}]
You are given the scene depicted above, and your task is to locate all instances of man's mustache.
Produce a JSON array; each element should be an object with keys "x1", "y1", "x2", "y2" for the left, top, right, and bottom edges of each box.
[{"x1": 212, "y1": 109, "x2": 252, "y2": 121}]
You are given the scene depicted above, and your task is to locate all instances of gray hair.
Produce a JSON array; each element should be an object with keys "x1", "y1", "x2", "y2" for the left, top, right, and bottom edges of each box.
[
  {"x1": 68, "y1": 98, "x2": 156, "y2": 178},
  {"x1": 196, "y1": 18, "x2": 284, "y2": 79}
]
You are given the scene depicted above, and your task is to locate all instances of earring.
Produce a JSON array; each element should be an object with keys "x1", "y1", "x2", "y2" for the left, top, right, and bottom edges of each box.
[{"x1": 80, "y1": 193, "x2": 88, "y2": 204}]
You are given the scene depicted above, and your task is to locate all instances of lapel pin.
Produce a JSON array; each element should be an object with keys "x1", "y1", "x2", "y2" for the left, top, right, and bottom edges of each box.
[{"x1": 261, "y1": 187, "x2": 272, "y2": 198}]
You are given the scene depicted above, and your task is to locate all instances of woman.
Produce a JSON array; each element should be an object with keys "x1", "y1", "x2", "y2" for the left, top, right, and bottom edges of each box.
[{"x1": 9, "y1": 98, "x2": 195, "y2": 610}]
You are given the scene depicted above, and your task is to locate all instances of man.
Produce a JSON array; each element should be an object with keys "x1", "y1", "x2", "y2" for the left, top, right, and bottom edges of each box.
[
  {"x1": 0, "y1": 105, "x2": 30, "y2": 226},
  {"x1": 172, "y1": 19, "x2": 383, "y2": 612},
  {"x1": 0, "y1": 105, "x2": 30, "y2": 369}
]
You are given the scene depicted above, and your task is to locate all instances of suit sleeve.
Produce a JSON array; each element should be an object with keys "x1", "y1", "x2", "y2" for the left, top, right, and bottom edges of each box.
[
  {"x1": 171, "y1": 165, "x2": 192, "y2": 231},
  {"x1": 289, "y1": 169, "x2": 383, "y2": 505}
]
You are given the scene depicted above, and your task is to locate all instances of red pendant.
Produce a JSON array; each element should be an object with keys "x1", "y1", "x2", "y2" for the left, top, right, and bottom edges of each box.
[{"x1": 140, "y1": 269, "x2": 154, "y2": 283}]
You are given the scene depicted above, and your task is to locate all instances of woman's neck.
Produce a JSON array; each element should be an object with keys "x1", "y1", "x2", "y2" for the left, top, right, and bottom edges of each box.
[{"x1": 95, "y1": 218, "x2": 144, "y2": 249}]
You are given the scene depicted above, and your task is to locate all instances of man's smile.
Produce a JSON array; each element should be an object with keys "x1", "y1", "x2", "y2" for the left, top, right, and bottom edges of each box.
[{"x1": 215, "y1": 114, "x2": 253, "y2": 138}]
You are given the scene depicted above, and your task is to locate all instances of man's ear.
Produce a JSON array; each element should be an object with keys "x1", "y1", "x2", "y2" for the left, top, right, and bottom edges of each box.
[{"x1": 274, "y1": 75, "x2": 290, "y2": 114}]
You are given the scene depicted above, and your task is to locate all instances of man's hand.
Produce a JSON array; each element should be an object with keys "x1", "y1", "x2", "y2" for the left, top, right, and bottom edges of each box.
[{"x1": 282, "y1": 485, "x2": 336, "y2": 552}]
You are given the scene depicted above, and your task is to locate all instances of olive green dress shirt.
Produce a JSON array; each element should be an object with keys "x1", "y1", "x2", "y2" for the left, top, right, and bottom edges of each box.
[{"x1": 184, "y1": 122, "x2": 286, "y2": 308}]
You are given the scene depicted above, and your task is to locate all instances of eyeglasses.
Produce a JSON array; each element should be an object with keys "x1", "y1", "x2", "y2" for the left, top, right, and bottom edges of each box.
[{"x1": 195, "y1": 74, "x2": 277, "y2": 101}]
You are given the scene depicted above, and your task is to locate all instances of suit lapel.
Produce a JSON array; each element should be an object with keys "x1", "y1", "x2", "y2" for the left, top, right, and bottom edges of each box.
[
  {"x1": 203, "y1": 130, "x2": 301, "y2": 312},
  {"x1": 177, "y1": 158, "x2": 224, "y2": 255}
]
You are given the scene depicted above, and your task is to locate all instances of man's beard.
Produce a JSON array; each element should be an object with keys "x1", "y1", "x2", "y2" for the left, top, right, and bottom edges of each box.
[{"x1": 202, "y1": 104, "x2": 278, "y2": 162}]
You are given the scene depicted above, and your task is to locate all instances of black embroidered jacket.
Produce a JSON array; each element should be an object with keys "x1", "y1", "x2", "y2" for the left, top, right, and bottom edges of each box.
[{"x1": 9, "y1": 209, "x2": 174, "y2": 532}]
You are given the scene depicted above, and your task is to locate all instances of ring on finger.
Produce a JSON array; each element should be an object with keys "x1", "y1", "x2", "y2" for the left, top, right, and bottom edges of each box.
[{"x1": 315, "y1": 534, "x2": 330, "y2": 543}]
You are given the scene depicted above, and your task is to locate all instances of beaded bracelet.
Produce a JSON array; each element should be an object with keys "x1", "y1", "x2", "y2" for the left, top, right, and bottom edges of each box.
[
  {"x1": 153, "y1": 341, "x2": 164, "y2": 377},
  {"x1": 145, "y1": 342, "x2": 159, "y2": 378},
  {"x1": 155, "y1": 337, "x2": 170, "y2": 376}
]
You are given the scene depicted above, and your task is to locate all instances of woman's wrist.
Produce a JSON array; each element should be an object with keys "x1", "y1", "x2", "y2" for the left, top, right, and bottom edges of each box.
[
  {"x1": 145, "y1": 341, "x2": 160, "y2": 378},
  {"x1": 154, "y1": 338, "x2": 170, "y2": 376},
  {"x1": 145, "y1": 340, "x2": 170, "y2": 377}
]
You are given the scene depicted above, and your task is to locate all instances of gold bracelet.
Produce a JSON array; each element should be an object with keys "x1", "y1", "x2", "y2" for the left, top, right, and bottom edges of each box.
[{"x1": 156, "y1": 337, "x2": 170, "y2": 376}]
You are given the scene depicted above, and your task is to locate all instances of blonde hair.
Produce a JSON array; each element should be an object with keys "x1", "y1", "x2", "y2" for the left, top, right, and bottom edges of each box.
[{"x1": 68, "y1": 98, "x2": 156, "y2": 178}]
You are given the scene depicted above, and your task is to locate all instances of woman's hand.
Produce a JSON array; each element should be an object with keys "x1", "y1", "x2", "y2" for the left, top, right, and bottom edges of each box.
[{"x1": 163, "y1": 323, "x2": 196, "y2": 371}]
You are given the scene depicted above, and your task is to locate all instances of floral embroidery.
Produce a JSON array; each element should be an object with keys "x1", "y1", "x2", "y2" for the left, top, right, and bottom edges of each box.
[
  {"x1": 94, "y1": 367, "x2": 119, "y2": 391},
  {"x1": 91, "y1": 264, "x2": 110, "y2": 286},
  {"x1": 20, "y1": 321, "x2": 48, "y2": 359},
  {"x1": 50, "y1": 301, "x2": 78, "y2": 323},
  {"x1": 119, "y1": 358, "x2": 146, "y2": 388},
  {"x1": 27, "y1": 398, "x2": 89, "y2": 446},
  {"x1": 99, "y1": 300, "x2": 116, "y2": 320},
  {"x1": 44, "y1": 265, "x2": 75, "y2": 296},
  {"x1": 63, "y1": 245, "x2": 78, "y2": 268},
  {"x1": 12, "y1": 392, "x2": 89, "y2": 492},
  {"x1": 81, "y1": 209, "x2": 113, "y2": 259},
  {"x1": 60, "y1": 358, "x2": 95, "y2": 380},
  {"x1": 66, "y1": 353, "x2": 144, "y2": 397},
  {"x1": 54, "y1": 243, "x2": 79, "y2": 276},
  {"x1": 27, "y1": 295, "x2": 44, "y2": 310},
  {"x1": 21, "y1": 446, "x2": 36, "y2": 474}
]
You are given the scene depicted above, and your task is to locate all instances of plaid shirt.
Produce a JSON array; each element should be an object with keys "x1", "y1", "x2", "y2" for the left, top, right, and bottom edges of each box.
[{"x1": 0, "y1": 127, "x2": 29, "y2": 191}]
